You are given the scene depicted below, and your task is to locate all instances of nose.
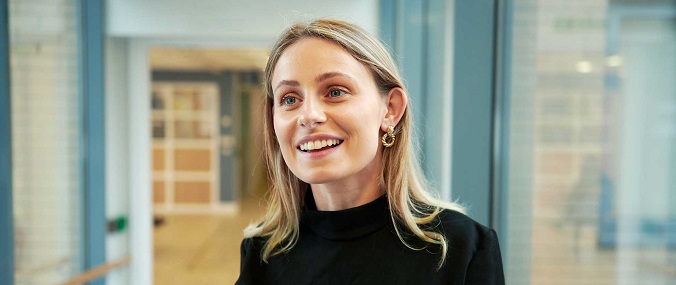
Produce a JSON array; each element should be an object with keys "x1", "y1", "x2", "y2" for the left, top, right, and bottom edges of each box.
[{"x1": 298, "y1": 97, "x2": 327, "y2": 128}]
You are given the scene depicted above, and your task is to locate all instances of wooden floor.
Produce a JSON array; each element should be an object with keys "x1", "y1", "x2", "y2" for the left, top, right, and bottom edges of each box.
[
  {"x1": 153, "y1": 195, "x2": 676, "y2": 284},
  {"x1": 153, "y1": 194, "x2": 265, "y2": 285}
]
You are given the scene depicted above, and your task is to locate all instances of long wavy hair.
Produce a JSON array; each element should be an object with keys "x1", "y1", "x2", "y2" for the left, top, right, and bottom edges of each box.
[{"x1": 244, "y1": 18, "x2": 464, "y2": 268}]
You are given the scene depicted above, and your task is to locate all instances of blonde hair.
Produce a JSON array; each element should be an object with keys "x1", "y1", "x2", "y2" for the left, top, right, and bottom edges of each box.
[{"x1": 244, "y1": 19, "x2": 464, "y2": 268}]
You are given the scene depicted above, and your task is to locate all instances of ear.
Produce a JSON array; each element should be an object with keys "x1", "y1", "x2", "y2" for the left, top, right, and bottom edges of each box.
[{"x1": 381, "y1": 87, "x2": 408, "y2": 132}]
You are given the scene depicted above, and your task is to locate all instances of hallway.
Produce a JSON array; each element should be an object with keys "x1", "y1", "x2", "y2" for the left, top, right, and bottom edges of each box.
[{"x1": 153, "y1": 194, "x2": 265, "y2": 284}]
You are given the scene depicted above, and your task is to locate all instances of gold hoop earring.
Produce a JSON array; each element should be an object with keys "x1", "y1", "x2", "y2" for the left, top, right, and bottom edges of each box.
[{"x1": 381, "y1": 125, "x2": 395, "y2": 147}]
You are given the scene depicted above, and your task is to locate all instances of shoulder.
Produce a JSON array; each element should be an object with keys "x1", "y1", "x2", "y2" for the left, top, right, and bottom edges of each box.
[
  {"x1": 239, "y1": 236, "x2": 268, "y2": 260},
  {"x1": 434, "y1": 209, "x2": 490, "y2": 234},
  {"x1": 433, "y1": 210, "x2": 505, "y2": 283},
  {"x1": 433, "y1": 209, "x2": 498, "y2": 252},
  {"x1": 237, "y1": 237, "x2": 268, "y2": 284}
]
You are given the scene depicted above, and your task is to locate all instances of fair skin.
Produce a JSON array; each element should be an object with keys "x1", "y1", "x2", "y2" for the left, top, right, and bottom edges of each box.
[{"x1": 271, "y1": 38, "x2": 407, "y2": 211}]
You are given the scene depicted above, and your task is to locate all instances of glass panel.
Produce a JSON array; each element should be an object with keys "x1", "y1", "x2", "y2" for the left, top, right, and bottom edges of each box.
[
  {"x1": 9, "y1": 0, "x2": 83, "y2": 283},
  {"x1": 152, "y1": 91, "x2": 166, "y2": 110},
  {"x1": 152, "y1": 120, "x2": 166, "y2": 138},
  {"x1": 174, "y1": 120, "x2": 213, "y2": 139},
  {"x1": 505, "y1": 0, "x2": 676, "y2": 284},
  {"x1": 151, "y1": 80, "x2": 220, "y2": 217}
]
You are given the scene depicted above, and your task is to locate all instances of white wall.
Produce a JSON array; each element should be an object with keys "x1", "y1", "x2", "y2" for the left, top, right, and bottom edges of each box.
[
  {"x1": 104, "y1": 37, "x2": 131, "y2": 285},
  {"x1": 107, "y1": 0, "x2": 379, "y2": 40}
]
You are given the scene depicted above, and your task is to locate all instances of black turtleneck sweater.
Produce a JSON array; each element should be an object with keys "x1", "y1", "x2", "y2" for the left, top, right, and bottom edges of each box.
[{"x1": 236, "y1": 192, "x2": 505, "y2": 284}]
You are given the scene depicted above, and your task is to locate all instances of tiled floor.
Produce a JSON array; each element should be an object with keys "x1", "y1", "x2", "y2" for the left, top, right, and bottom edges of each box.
[{"x1": 153, "y1": 194, "x2": 265, "y2": 285}]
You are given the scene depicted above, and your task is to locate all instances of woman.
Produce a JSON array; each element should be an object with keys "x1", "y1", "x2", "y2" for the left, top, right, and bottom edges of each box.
[{"x1": 237, "y1": 19, "x2": 504, "y2": 284}]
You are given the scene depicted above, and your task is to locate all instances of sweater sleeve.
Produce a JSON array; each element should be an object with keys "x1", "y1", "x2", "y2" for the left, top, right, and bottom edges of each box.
[
  {"x1": 235, "y1": 239, "x2": 248, "y2": 285},
  {"x1": 239, "y1": 238, "x2": 248, "y2": 272},
  {"x1": 465, "y1": 229, "x2": 505, "y2": 284},
  {"x1": 236, "y1": 238, "x2": 259, "y2": 285}
]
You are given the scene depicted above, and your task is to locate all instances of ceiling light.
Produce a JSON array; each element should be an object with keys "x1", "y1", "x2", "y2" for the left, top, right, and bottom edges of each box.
[
  {"x1": 607, "y1": 55, "x2": 622, "y2": 67},
  {"x1": 576, "y1": 61, "x2": 592, "y2": 73}
]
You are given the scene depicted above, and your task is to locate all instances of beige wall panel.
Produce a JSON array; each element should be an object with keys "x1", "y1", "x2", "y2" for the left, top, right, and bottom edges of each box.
[
  {"x1": 153, "y1": 181, "x2": 165, "y2": 203},
  {"x1": 174, "y1": 149, "x2": 211, "y2": 171},
  {"x1": 153, "y1": 148, "x2": 165, "y2": 170},
  {"x1": 174, "y1": 182, "x2": 211, "y2": 203}
]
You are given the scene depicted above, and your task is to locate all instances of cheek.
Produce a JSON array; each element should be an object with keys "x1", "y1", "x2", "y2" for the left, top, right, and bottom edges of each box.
[
  {"x1": 343, "y1": 110, "x2": 382, "y2": 146},
  {"x1": 353, "y1": 100, "x2": 386, "y2": 132},
  {"x1": 273, "y1": 115, "x2": 293, "y2": 149},
  {"x1": 272, "y1": 121, "x2": 283, "y2": 143}
]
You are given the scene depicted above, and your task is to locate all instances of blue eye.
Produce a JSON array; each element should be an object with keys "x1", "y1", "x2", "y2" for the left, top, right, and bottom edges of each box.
[
  {"x1": 282, "y1": 96, "x2": 297, "y2": 106},
  {"x1": 329, "y1": 89, "x2": 345, "y2": 97}
]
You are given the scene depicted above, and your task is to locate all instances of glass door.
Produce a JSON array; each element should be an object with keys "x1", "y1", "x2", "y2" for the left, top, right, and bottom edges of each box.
[{"x1": 152, "y1": 82, "x2": 220, "y2": 210}]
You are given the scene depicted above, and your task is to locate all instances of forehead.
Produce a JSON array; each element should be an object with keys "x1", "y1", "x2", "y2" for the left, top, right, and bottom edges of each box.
[{"x1": 271, "y1": 38, "x2": 370, "y2": 84}]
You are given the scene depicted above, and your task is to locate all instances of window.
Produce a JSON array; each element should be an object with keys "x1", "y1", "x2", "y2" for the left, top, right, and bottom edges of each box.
[
  {"x1": 503, "y1": 0, "x2": 676, "y2": 283},
  {"x1": 10, "y1": 0, "x2": 84, "y2": 283}
]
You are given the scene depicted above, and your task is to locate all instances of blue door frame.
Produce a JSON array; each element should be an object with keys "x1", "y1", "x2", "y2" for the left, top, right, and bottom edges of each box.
[
  {"x1": 81, "y1": 1, "x2": 107, "y2": 284},
  {"x1": 1, "y1": 1, "x2": 15, "y2": 284}
]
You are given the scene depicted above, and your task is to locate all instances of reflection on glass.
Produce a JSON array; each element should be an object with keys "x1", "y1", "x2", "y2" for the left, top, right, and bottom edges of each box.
[{"x1": 506, "y1": 0, "x2": 676, "y2": 284}]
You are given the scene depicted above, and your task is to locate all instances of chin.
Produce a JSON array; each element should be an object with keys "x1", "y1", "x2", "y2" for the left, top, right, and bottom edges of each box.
[{"x1": 295, "y1": 170, "x2": 343, "y2": 185}]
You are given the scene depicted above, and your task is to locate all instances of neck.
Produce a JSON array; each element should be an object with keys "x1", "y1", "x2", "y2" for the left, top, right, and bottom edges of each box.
[{"x1": 311, "y1": 178, "x2": 384, "y2": 211}]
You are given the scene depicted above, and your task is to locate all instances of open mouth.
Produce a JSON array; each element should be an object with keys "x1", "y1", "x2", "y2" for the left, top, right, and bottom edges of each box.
[{"x1": 298, "y1": 139, "x2": 344, "y2": 152}]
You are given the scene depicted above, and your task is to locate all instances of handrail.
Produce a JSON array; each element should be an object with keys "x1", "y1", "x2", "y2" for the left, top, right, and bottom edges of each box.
[{"x1": 58, "y1": 255, "x2": 131, "y2": 285}]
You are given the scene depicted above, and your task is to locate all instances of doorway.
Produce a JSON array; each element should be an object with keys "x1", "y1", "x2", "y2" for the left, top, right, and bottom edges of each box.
[{"x1": 148, "y1": 47, "x2": 268, "y2": 284}]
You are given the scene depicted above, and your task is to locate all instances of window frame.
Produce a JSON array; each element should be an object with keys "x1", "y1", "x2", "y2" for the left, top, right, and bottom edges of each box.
[{"x1": 379, "y1": 0, "x2": 502, "y2": 227}]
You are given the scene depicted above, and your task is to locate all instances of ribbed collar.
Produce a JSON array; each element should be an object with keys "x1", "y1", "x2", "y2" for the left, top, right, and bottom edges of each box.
[{"x1": 301, "y1": 189, "x2": 390, "y2": 241}]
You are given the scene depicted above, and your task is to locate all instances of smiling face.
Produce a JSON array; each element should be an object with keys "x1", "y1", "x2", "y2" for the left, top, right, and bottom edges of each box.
[{"x1": 271, "y1": 38, "x2": 388, "y2": 186}]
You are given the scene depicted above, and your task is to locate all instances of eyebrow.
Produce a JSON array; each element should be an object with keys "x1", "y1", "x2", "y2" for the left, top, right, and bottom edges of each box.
[
  {"x1": 274, "y1": 80, "x2": 300, "y2": 92},
  {"x1": 274, "y1": 72, "x2": 355, "y2": 92},
  {"x1": 314, "y1": 72, "x2": 355, "y2": 84}
]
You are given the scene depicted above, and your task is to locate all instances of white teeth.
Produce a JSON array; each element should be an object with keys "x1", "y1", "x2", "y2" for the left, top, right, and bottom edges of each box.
[{"x1": 299, "y1": 139, "x2": 341, "y2": 151}]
